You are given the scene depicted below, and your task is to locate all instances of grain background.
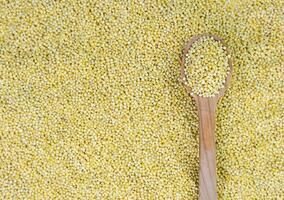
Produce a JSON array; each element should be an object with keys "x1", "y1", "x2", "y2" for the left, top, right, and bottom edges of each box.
[{"x1": 0, "y1": 0, "x2": 283, "y2": 199}]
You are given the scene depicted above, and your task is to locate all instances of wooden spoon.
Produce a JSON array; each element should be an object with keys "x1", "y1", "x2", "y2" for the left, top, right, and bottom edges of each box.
[{"x1": 180, "y1": 34, "x2": 233, "y2": 200}]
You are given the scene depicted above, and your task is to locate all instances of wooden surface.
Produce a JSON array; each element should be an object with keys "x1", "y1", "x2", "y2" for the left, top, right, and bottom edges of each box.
[
  {"x1": 180, "y1": 34, "x2": 232, "y2": 200},
  {"x1": 197, "y1": 97, "x2": 217, "y2": 200}
]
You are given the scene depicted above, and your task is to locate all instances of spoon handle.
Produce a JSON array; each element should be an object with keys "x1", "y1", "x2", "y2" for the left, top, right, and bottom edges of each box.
[{"x1": 196, "y1": 98, "x2": 217, "y2": 200}]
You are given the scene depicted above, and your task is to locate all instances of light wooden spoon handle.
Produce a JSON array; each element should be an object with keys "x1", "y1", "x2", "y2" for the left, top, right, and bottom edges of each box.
[{"x1": 196, "y1": 98, "x2": 217, "y2": 200}]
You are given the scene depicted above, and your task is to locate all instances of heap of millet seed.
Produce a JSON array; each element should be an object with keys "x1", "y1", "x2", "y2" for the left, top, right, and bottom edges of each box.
[
  {"x1": 0, "y1": 1, "x2": 283, "y2": 199},
  {"x1": 184, "y1": 36, "x2": 230, "y2": 97}
]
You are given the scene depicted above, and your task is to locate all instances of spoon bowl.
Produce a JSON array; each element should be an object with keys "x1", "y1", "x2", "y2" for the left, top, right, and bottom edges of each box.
[{"x1": 181, "y1": 34, "x2": 233, "y2": 100}]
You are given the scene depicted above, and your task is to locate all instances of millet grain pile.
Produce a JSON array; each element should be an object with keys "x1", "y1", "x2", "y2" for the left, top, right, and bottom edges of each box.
[
  {"x1": 0, "y1": 0, "x2": 283, "y2": 199},
  {"x1": 184, "y1": 36, "x2": 230, "y2": 97}
]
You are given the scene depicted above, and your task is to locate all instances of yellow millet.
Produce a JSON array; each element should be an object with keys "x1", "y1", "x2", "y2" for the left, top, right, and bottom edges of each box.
[
  {"x1": 185, "y1": 36, "x2": 229, "y2": 97},
  {"x1": 0, "y1": 0, "x2": 283, "y2": 199}
]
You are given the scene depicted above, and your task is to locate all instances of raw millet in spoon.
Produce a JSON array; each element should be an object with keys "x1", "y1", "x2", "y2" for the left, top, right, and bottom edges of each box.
[{"x1": 184, "y1": 36, "x2": 230, "y2": 97}]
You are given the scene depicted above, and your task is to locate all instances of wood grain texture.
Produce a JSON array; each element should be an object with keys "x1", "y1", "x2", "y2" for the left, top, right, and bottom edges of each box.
[
  {"x1": 197, "y1": 97, "x2": 217, "y2": 200},
  {"x1": 180, "y1": 34, "x2": 233, "y2": 200}
]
